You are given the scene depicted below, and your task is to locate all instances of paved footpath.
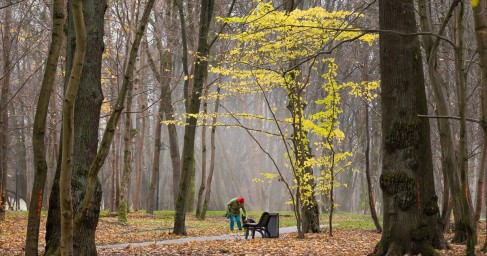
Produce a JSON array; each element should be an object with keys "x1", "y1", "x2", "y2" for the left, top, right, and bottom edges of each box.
[{"x1": 97, "y1": 226, "x2": 317, "y2": 250}]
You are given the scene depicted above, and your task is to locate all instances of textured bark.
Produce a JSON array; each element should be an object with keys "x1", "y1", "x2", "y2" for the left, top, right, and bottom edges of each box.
[
  {"x1": 471, "y1": 0, "x2": 487, "y2": 252},
  {"x1": 174, "y1": 0, "x2": 215, "y2": 235},
  {"x1": 72, "y1": 0, "x2": 155, "y2": 227},
  {"x1": 25, "y1": 0, "x2": 65, "y2": 254},
  {"x1": 373, "y1": 0, "x2": 445, "y2": 254},
  {"x1": 59, "y1": 0, "x2": 87, "y2": 253},
  {"x1": 45, "y1": 0, "x2": 107, "y2": 255},
  {"x1": 0, "y1": 1, "x2": 12, "y2": 222}
]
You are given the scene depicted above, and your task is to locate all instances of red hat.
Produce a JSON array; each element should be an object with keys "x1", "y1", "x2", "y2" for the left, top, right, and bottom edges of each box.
[{"x1": 237, "y1": 197, "x2": 244, "y2": 204}]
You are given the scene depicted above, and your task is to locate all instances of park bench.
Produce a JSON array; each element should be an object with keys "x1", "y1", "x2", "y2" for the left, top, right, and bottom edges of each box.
[{"x1": 243, "y1": 212, "x2": 279, "y2": 239}]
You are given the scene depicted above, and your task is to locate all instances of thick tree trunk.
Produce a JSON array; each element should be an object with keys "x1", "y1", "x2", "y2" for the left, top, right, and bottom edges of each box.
[
  {"x1": 45, "y1": 0, "x2": 107, "y2": 255},
  {"x1": 174, "y1": 0, "x2": 215, "y2": 235},
  {"x1": 373, "y1": 0, "x2": 445, "y2": 254},
  {"x1": 25, "y1": 0, "x2": 65, "y2": 254}
]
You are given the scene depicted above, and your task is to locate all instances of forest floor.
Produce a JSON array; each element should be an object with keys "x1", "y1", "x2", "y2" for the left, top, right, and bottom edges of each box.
[{"x1": 0, "y1": 210, "x2": 486, "y2": 255}]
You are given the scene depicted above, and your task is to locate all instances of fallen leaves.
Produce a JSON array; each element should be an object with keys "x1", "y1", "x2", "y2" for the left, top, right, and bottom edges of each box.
[{"x1": 1, "y1": 211, "x2": 487, "y2": 255}]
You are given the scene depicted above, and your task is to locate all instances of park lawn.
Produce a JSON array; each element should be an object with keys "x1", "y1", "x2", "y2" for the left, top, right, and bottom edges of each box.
[{"x1": 0, "y1": 210, "x2": 483, "y2": 255}]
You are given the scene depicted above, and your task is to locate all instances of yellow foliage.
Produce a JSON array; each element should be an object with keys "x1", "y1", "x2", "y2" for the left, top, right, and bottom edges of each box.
[{"x1": 101, "y1": 98, "x2": 111, "y2": 116}]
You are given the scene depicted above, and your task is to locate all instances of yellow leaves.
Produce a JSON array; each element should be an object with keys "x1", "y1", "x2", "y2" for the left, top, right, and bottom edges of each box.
[
  {"x1": 472, "y1": 0, "x2": 480, "y2": 7},
  {"x1": 101, "y1": 98, "x2": 111, "y2": 115}
]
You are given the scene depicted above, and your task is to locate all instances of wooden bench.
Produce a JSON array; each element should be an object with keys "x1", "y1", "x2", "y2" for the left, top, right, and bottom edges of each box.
[{"x1": 243, "y1": 212, "x2": 273, "y2": 239}]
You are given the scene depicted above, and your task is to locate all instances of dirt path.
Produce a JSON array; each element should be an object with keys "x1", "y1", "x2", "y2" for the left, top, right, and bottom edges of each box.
[{"x1": 96, "y1": 226, "x2": 305, "y2": 250}]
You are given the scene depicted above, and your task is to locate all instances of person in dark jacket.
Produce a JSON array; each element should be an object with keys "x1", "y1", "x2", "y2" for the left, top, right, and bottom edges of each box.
[{"x1": 226, "y1": 197, "x2": 246, "y2": 234}]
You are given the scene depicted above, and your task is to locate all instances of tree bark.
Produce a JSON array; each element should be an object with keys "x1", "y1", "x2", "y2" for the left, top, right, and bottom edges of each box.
[
  {"x1": 0, "y1": 0, "x2": 12, "y2": 222},
  {"x1": 373, "y1": 0, "x2": 445, "y2": 254},
  {"x1": 174, "y1": 0, "x2": 215, "y2": 235},
  {"x1": 471, "y1": 0, "x2": 487, "y2": 251},
  {"x1": 59, "y1": 0, "x2": 87, "y2": 253},
  {"x1": 25, "y1": 0, "x2": 65, "y2": 254},
  {"x1": 72, "y1": 0, "x2": 155, "y2": 228},
  {"x1": 45, "y1": 0, "x2": 107, "y2": 255}
]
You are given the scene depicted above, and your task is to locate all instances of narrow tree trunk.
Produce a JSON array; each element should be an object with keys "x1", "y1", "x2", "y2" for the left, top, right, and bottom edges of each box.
[
  {"x1": 0, "y1": 1, "x2": 12, "y2": 222},
  {"x1": 173, "y1": 0, "x2": 215, "y2": 235},
  {"x1": 471, "y1": 0, "x2": 487, "y2": 251},
  {"x1": 200, "y1": 85, "x2": 221, "y2": 219},
  {"x1": 134, "y1": 71, "x2": 147, "y2": 211},
  {"x1": 196, "y1": 88, "x2": 209, "y2": 219},
  {"x1": 147, "y1": 101, "x2": 162, "y2": 214},
  {"x1": 25, "y1": 0, "x2": 65, "y2": 253},
  {"x1": 365, "y1": 105, "x2": 382, "y2": 233}
]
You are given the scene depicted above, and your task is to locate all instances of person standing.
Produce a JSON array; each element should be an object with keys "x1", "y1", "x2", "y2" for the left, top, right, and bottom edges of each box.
[{"x1": 226, "y1": 197, "x2": 246, "y2": 235}]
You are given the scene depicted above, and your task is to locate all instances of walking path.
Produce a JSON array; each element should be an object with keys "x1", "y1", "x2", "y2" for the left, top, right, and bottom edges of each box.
[{"x1": 97, "y1": 226, "x2": 327, "y2": 250}]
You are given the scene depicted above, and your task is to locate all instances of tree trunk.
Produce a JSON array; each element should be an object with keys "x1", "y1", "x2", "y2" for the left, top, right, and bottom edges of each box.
[
  {"x1": 134, "y1": 52, "x2": 147, "y2": 211},
  {"x1": 25, "y1": 0, "x2": 65, "y2": 253},
  {"x1": 45, "y1": 0, "x2": 107, "y2": 255},
  {"x1": 174, "y1": 0, "x2": 215, "y2": 235},
  {"x1": 147, "y1": 100, "x2": 163, "y2": 214},
  {"x1": 71, "y1": 0, "x2": 155, "y2": 228},
  {"x1": 417, "y1": 0, "x2": 472, "y2": 243},
  {"x1": 196, "y1": 88, "x2": 209, "y2": 219},
  {"x1": 59, "y1": 0, "x2": 87, "y2": 253},
  {"x1": 373, "y1": 0, "x2": 445, "y2": 254},
  {"x1": 365, "y1": 104, "x2": 382, "y2": 233},
  {"x1": 471, "y1": 0, "x2": 487, "y2": 251},
  {"x1": 200, "y1": 85, "x2": 221, "y2": 219},
  {"x1": 0, "y1": 1, "x2": 12, "y2": 222}
]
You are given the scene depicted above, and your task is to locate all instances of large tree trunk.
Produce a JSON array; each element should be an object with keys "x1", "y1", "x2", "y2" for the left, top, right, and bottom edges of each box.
[
  {"x1": 25, "y1": 0, "x2": 65, "y2": 253},
  {"x1": 373, "y1": 0, "x2": 446, "y2": 254},
  {"x1": 0, "y1": 1, "x2": 12, "y2": 222},
  {"x1": 173, "y1": 0, "x2": 215, "y2": 235},
  {"x1": 44, "y1": 0, "x2": 107, "y2": 254}
]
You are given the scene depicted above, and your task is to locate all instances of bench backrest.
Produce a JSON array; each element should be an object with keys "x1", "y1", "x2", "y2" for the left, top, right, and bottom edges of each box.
[{"x1": 256, "y1": 212, "x2": 271, "y2": 226}]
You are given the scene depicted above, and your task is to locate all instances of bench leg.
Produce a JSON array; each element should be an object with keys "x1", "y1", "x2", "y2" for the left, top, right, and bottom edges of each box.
[{"x1": 244, "y1": 228, "x2": 250, "y2": 239}]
